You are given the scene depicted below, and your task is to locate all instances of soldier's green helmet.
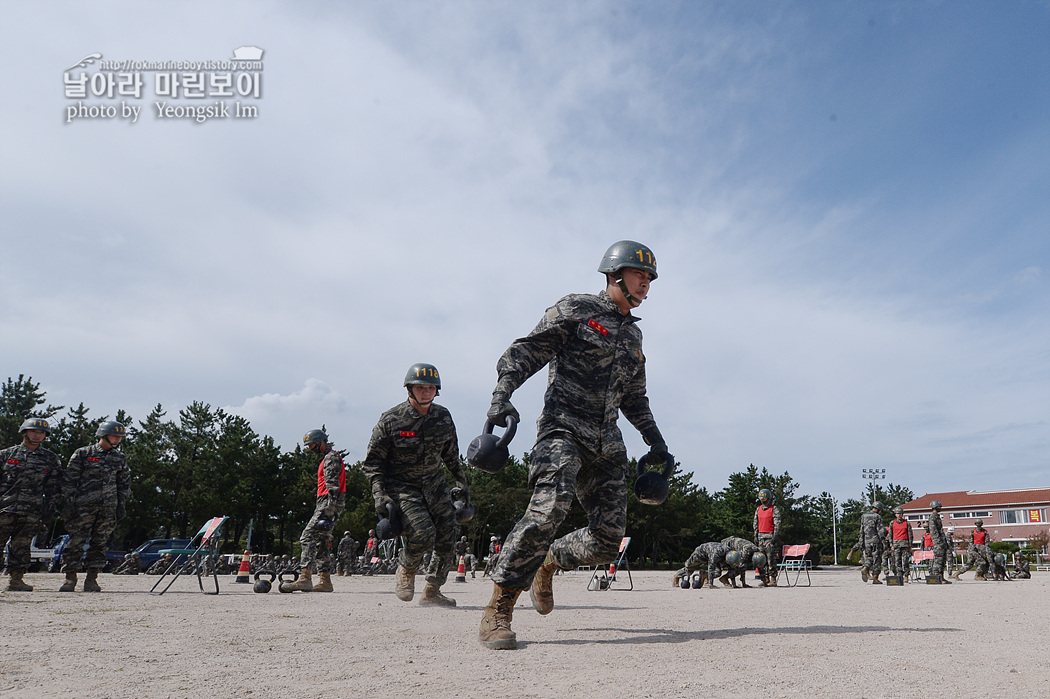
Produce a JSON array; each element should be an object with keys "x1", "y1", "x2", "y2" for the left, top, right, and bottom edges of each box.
[
  {"x1": 726, "y1": 550, "x2": 743, "y2": 567},
  {"x1": 757, "y1": 488, "x2": 772, "y2": 504},
  {"x1": 752, "y1": 552, "x2": 767, "y2": 568},
  {"x1": 872, "y1": 501, "x2": 884, "y2": 512},
  {"x1": 892, "y1": 506, "x2": 904, "y2": 516},
  {"x1": 993, "y1": 553, "x2": 1006, "y2": 566},
  {"x1": 404, "y1": 363, "x2": 441, "y2": 389},
  {"x1": 19, "y1": 417, "x2": 51, "y2": 434},
  {"x1": 303, "y1": 429, "x2": 328, "y2": 445},
  {"x1": 974, "y1": 519, "x2": 983, "y2": 527},
  {"x1": 598, "y1": 240, "x2": 658, "y2": 280},
  {"x1": 95, "y1": 420, "x2": 126, "y2": 438},
  {"x1": 930, "y1": 500, "x2": 942, "y2": 510}
]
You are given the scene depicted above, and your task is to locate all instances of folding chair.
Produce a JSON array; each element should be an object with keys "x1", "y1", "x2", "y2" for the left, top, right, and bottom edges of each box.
[
  {"x1": 910, "y1": 550, "x2": 934, "y2": 581},
  {"x1": 775, "y1": 543, "x2": 812, "y2": 587},
  {"x1": 150, "y1": 516, "x2": 228, "y2": 595},
  {"x1": 587, "y1": 537, "x2": 633, "y2": 591}
]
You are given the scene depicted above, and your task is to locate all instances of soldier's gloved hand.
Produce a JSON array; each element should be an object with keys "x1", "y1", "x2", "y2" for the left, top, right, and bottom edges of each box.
[
  {"x1": 451, "y1": 484, "x2": 470, "y2": 504},
  {"x1": 487, "y1": 393, "x2": 519, "y2": 428},
  {"x1": 375, "y1": 494, "x2": 395, "y2": 519}
]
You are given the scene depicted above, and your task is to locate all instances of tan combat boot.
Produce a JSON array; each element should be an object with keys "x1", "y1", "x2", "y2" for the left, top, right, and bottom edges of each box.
[
  {"x1": 479, "y1": 584, "x2": 523, "y2": 650},
  {"x1": 871, "y1": 576, "x2": 883, "y2": 585},
  {"x1": 975, "y1": 572, "x2": 986, "y2": 581},
  {"x1": 59, "y1": 572, "x2": 78, "y2": 592},
  {"x1": 950, "y1": 571, "x2": 961, "y2": 580},
  {"x1": 7, "y1": 570, "x2": 33, "y2": 592},
  {"x1": 395, "y1": 564, "x2": 415, "y2": 601},
  {"x1": 672, "y1": 573, "x2": 681, "y2": 588},
  {"x1": 860, "y1": 567, "x2": 869, "y2": 582},
  {"x1": 419, "y1": 582, "x2": 456, "y2": 607},
  {"x1": 83, "y1": 569, "x2": 102, "y2": 592},
  {"x1": 530, "y1": 552, "x2": 557, "y2": 615},
  {"x1": 312, "y1": 571, "x2": 334, "y2": 592},
  {"x1": 282, "y1": 568, "x2": 313, "y2": 592},
  {"x1": 718, "y1": 573, "x2": 732, "y2": 587}
]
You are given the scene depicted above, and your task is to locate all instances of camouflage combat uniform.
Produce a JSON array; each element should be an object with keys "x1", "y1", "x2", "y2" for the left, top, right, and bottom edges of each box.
[
  {"x1": 490, "y1": 290, "x2": 665, "y2": 590},
  {"x1": 858, "y1": 511, "x2": 884, "y2": 578},
  {"x1": 887, "y1": 518, "x2": 913, "y2": 577},
  {"x1": 0, "y1": 443, "x2": 62, "y2": 575},
  {"x1": 927, "y1": 511, "x2": 948, "y2": 579},
  {"x1": 720, "y1": 536, "x2": 758, "y2": 586},
  {"x1": 957, "y1": 528, "x2": 992, "y2": 578},
  {"x1": 299, "y1": 447, "x2": 346, "y2": 573},
  {"x1": 62, "y1": 442, "x2": 130, "y2": 573},
  {"x1": 454, "y1": 538, "x2": 478, "y2": 576},
  {"x1": 675, "y1": 542, "x2": 729, "y2": 586},
  {"x1": 362, "y1": 400, "x2": 465, "y2": 588},
  {"x1": 336, "y1": 533, "x2": 357, "y2": 575},
  {"x1": 753, "y1": 503, "x2": 781, "y2": 584}
]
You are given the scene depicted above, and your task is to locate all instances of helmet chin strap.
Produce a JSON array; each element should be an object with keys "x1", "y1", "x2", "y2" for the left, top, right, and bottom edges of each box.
[{"x1": 615, "y1": 274, "x2": 643, "y2": 307}]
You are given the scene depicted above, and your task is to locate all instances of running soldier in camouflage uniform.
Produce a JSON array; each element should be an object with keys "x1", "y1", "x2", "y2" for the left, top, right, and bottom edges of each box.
[
  {"x1": 887, "y1": 506, "x2": 913, "y2": 580},
  {"x1": 927, "y1": 500, "x2": 952, "y2": 583},
  {"x1": 1, "y1": 418, "x2": 63, "y2": 592},
  {"x1": 858, "y1": 502, "x2": 885, "y2": 584},
  {"x1": 60, "y1": 421, "x2": 131, "y2": 592},
  {"x1": 455, "y1": 536, "x2": 478, "y2": 578},
  {"x1": 720, "y1": 536, "x2": 759, "y2": 587},
  {"x1": 753, "y1": 489, "x2": 781, "y2": 586},
  {"x1": 480, "y1": 241, "x2": 670, "y2": 650},
  {"x1": 362, "y1": 363, "x2": 468, "y2": 607},
  {"x1": 283, "y1": 429, "x2": 345, "y2": 592},
  {"x1": 336, "y1": 531, "x2": 357, "y2": 576},
  {"x1": 673, "y1": 542, "x2": 729, "y2": 589},
  {"x1": 951, "y1": 520, "x2": 992, "y2": 580}
]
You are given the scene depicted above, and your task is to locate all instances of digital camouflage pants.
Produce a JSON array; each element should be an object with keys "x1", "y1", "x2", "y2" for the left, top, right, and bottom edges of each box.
[
  {"x1": 862, "y1": 539, "x2": 884, "y2": 577},
  {"x1": 756, "y1": 533, "x2": 777, "y2": 583},
  {"x1": 62, "y1": 505, "x2": 117, "y2": 572},
  {"x1": 392, "y1": 476, "x2": 458, "y2": 587},
  {"x1": 0, "y1": 512, "x2": 39, "y2": 572},
  {"x1": 890, "y1": 541, "x2": 911, "y2": 577},
  {"x1": 299, "y1": 495, "x2": 337, "y2": 573},
  {"x1": 493, "y1": 433, "x2": 628, "y2": 590}
]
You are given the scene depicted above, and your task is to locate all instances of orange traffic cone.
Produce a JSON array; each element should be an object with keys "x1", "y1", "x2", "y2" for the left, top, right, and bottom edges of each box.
[
  {"x1": 234, "y1": 550, "x2": 251, "y2": 584},
  {"x1": 454, "y1": 555, "x2": 467, "y2": 583},
  {"x1": 608, "y1": 562, "x2": 617, "y2": 582}
]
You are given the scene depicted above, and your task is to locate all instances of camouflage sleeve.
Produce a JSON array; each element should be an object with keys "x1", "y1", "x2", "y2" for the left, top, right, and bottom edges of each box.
[
  {"x1": 906, "y1": 522, "x2": 913, "y2": 547},
  {"x1": 619, "y1": 357, "x2": 662, "y2": 445},
  {"x1": 493, "y1": 301, "x2": 576, "y2": 397},
  {"x1": 44, "y1": 450, "x2": 63, "y2": 505},
  {"x1": 773, "y1": 506, "x2": 781, "y2": 538},
  {"x1": 361, "y1": 421, "x2": 391, "y2": 497},
  {"x1": 323, "y1": 452, "x2": 345, "y2": 514},
  {"x1": 440, "y1": 415, "x2": 467, "y2": 489},
  {"x1": 752, "y1": 509, "x2": 758, "y2": 540},
  {"x1": 62, "y1": 448, "x2": 85, "y2": 508},
  {"x1": 116, "y1": 454, "x2": 131, "y2": 508}
]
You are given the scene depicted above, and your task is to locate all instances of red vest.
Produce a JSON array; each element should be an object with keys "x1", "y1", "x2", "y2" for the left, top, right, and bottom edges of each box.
[
  {"x1": 317, "y1": 453, "x2": 347, "y2": 497},
  {"x1": 891, "y1": 520, "x2": 909, "y2": 541},
  {"x1": 972, "y1": 529, "x2": 987, "y2": 545},
  {"x1": 756, "y1": 506, "x2": 775, "y2": 533},
  {"x1": 922, "y1": 533, "x2": 933, "y2": 547}
]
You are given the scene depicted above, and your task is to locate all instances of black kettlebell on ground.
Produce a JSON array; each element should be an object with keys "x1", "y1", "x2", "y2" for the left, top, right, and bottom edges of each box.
[
  {"x1": 466, "y1": 417, "x2": 517, "y2": 474},
  {"x1": 691, "y1": 572, "x2": 704, "y2": 589},
  {"x1": 376, "y1": 501, "x2": 403, "y2": 540},
  {"x1": 451, "y1": 487, "x2": 475, "y2": 523},
  {"x1": 277, "y1": 569, "x2": 299, "y2": 593},
  {"x1": 634, "y1": 450, "x2": 676, "y2": 505},
  {"x1": 254, "y1": 569, "x2": 276, "y2": 593},
  {"x1": 679, "y1": 575, "x2": 691, "y2": 590}
]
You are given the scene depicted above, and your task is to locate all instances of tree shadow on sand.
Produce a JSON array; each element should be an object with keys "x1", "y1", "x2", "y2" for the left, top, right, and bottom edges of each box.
[{"x1": 531, "y1": 624, "x2": 961, "y2": 646}]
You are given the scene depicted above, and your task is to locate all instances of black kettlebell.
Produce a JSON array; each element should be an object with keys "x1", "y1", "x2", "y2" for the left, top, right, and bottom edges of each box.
[
  {"x1": 253, "y1": 569, "x2": 276, "y2": 593},
  {"x1": 376, "y1": 502, "x2": 403, "y2": 540},
  {"x1": 691, "y1": 572, "x2": 704, "y2": 589},
  {"x1": 451, "y1": 487, "x2": 475, "y2": 524},
  {"x1": 277, "y1": 569, "x2": 299, "y2": 593},
  {"x1": 679, "y1": 575, "x2": 690, "y2": 589},
  {"x1": 466, "y1": 417, "x2": 517, "y2": 474},
  {"x1": 634, "y1": 450, "x2": 676, "y2": 505}
]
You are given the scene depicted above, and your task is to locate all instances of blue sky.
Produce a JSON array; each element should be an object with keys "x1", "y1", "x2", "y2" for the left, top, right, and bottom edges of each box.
[{"x1": 2, "y1": 1, "x2": 1047, "y2": 504}]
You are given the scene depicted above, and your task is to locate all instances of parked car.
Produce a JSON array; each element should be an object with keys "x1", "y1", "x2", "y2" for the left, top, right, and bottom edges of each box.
[
  {"x1": 24, "y1": 534, "x2": 69, "y2": 572},
  {"x1": 128, "y1": 538, "x2": 192, "y2": 570}
]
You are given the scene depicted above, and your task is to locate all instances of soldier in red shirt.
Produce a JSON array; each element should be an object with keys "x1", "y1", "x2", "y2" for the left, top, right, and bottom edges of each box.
[
  {"x1": 951, "y1": 519, "x2": 993, "y2": 580},
  {"x1": 887, "y1": 506, "x2": 913, "y2": 581},
  {"x1": 753, "y1": 489, "x2": 781, "y2": 586}
]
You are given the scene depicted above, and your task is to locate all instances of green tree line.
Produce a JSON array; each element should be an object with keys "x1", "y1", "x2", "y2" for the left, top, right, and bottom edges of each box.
[{"x1": 3, "y1": 374, "x2": 914, "y2": 565}]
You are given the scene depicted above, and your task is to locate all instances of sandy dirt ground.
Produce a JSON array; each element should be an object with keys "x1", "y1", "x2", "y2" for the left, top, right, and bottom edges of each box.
[{"x1": 2, "y1": 567, "x2": 1048, "y2": 699}]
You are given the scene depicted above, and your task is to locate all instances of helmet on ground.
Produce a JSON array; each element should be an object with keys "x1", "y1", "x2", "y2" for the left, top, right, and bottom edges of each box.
[
  {"x1": 930, "y1": 500, "x2": 942, "y2": 510},
  {"x1": 404, "y1": 363, "x2": 441, "y2": 389},
  {"x1": 19, "y1": 417, "x2": 51, "y2": 434},
  {"x1": 598, "y1": 240, "x2": 658, "y2": 280},
  {"x1": 95, "y1": 421, "x2": 126, "y2": 438},
  {"x1": 303, "y1": 429, "x2": 327, "y2": 445},
  {"x1": 757, "y1": 488, "x2": 772, "y2": 504},
  {"x1": 726, "y1": 550, "x2": 743, "y2": 567},
  {"x1": 892, "y1": 506, "x2": 904, "y2": 516},
  {"x1": 974, "y1": 519, "x2": 983, "y2": 527},
  {"x1": 872, "y1": 501, "x2": 884, "y2": 512},
  {"x1": 752, "y1": 552, "x2": 768, "y2": 568}
]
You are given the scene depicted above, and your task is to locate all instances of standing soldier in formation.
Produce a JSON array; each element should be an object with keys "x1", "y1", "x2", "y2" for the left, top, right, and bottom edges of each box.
[
  {"x1": 887, "y1": 506, "x2": 913, "y2": 581},
  {"x1": 673, "y1": 541, "x2": 729, "y2": 589},
  {"x1": 455, "y1": 536, "x2": 478, "y2": 578},
  {"x1": 336, "y1": 531, "x2": 357, "y2": 576},
  {"x1": 858, "y1": 502, "x2": 885, "y2": 584},
  {"x1": 720, "y1": 536, "x2": 759, "y2": 588},
  {"x1": 927, "y1": 500, "x2": 951, "y2": 584},
  {"x1": 753, "y1": 489, "x2": 781, "y2": 587},
  {"x1": 480, "y1": 241, "x2": 670, "y2": 650},
  {"x1": 362, "y1": 363, "x2": 468, "y2": 607},
  {"x1": 951, "y1": 519, "x2": 992, "y2": 581},
  {"x1": 1, "y1": 418, "x2": 63, "y2": 592},
  {"x1": 283, "y1": 429, "x2": 345, "y2": 592},
  {"x1": 60, "y1": 420, "x2": 131, "y2": 592},
  {"x1": 483, "y1": 535, "x2": 500, "y2": 577}
]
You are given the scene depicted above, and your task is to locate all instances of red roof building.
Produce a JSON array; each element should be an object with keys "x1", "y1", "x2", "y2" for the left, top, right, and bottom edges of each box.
[{"x1": 900, "y1": 488, "x2": 1050, "y2": 549}]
